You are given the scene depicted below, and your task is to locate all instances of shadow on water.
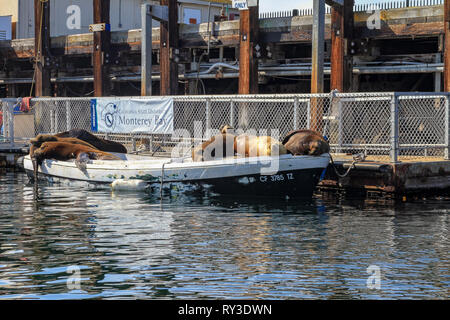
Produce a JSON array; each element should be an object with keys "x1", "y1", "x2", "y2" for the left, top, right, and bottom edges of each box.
[{"x1": 0, "y1": 170, "x2": 448, "y2": 300}]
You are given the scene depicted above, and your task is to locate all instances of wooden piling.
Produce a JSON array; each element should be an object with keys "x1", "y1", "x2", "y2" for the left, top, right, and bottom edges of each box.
[
  {"x1": 34, "y1": 0, "x2": 51, "y2": 97},
  {"x1": 330, "y1": 1, "x2": 354, "y2": 92},
  {"x1": 160, "y1": 0, "x2": 179, "y2": 96},
  {"x1": 93, "y1": 0, "x2": 111, "y2": 97},
  {"x1": 238, "y1": 5, "x2": 259, "y2": 94},
  {"x1": 444, "y1": 0, "x2": 450, "y2": 91}
]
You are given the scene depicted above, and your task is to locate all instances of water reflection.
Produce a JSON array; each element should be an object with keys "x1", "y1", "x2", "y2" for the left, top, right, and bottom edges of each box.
[{"x1": 0, "y1": 170, "x2": 448, "y2": 299}]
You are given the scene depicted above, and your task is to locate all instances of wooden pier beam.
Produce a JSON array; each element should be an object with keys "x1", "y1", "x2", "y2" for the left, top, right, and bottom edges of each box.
[
  {"x1": 238, "y1": 4, "x2": 259, "y2": 94},
  {"x1": 444, "y1": 0, "x2": 450, "y2": 91},
  {"x1": 93, "y1": 0, "x2": 111, "y2": 97},
  {"x1": 330, "y1": 0, "x2": 354, "y2": 92},
  {"x1": 34, "y1": 0, "x2": 51, "y2": 97},
  {"x1": 160, "y1": 0, "x2": 179, "y2": 96}
]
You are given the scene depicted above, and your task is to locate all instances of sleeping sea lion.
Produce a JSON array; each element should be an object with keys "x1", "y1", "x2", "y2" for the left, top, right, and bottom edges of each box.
[
  {"x1": 282, "y1": 129, "x2": 330, "y2": 156},
  {"x1": 192, "y1": 133, "x2": 236, "y2": 162},
  {"x1": 29, "y1": 134, "x2": 97, "y2": 157},
  {"x1": 234, "y1": 135, "x2": 288, "y2": 157},
  {"x1": 55, "y1": 129, "x2": 128, "y2": 153},
  {"x1": 32, "y1": 141, "x2": 121, "y2": 172}
]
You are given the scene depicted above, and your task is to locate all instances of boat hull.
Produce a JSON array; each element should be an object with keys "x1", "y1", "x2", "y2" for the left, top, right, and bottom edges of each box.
[{"x1": 24, "y1": 154, "x2": 330, "y2": 198}]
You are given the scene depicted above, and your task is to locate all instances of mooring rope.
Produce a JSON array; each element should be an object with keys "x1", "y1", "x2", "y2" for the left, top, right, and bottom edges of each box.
[{"x1": 329, "y1": 153, "x2": 366, "y2": 179}]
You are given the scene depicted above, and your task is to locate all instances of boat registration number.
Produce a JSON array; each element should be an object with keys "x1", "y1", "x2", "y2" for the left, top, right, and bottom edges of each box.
[{"x1": 259, "y1": 173, "x2": 294, "y2": 183}]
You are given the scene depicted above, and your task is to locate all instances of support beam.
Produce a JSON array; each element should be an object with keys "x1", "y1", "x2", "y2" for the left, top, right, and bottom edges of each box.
[
  {"x1": 160, "y1": 0, "x2": 179, "y2": 96},
  {"x1": 444, "y1": 0, "x2": 450, "y2": 91},
  {"x1": 238, "y1": 4, "x2": 259, "y2": 94},
  {"x1": 311, "y1": 0, "x2": 325, "y2": 94},
  {"x1": 330, "y1": 0, "x2": 353, "y2": 92},
  {"x1": 141, "y1": 3, "x2": 152, "y2": 96},
  {"x1": 93, "y1": 0, "x2": 111, "y2": 97},
  {"x1": 310, "y1": 0, "x2": 325, "y2": 133},
  {"x1": 435, "y1": 53, "x2": 442, "y2": 92},
  {"x1": 34, "y1": 0, "x2": 51, "y2": 97}
]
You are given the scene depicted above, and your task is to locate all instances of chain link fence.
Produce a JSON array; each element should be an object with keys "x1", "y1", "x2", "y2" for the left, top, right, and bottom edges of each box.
[
  {"x1": 1, "y1": 92, "x2": 449, "y2": 162},
  {"x1": 0, "y1": 98, "x2": 34, "y2": 147}
]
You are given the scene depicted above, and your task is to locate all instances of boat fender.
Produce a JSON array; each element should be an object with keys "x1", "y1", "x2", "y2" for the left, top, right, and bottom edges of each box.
[{"x1": 111, "y1": 179, "x2": 148, "y2": 192}]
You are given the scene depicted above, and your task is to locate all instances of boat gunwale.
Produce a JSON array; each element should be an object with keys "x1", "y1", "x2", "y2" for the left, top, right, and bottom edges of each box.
[{"x1": 23, "y1": 153, "x2": 331, "y2": 171}]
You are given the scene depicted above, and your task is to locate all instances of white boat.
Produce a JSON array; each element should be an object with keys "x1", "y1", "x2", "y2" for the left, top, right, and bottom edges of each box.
[{"x1": 23, "y1": 153, "x2": 330, "y2": 198}]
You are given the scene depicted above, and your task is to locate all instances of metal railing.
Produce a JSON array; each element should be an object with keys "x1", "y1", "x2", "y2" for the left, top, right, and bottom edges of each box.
[
  {"x1": 260, "y1": 0, "x2": 444, "y2": 19},
  {"x1": 0, "y1": 98, "x2": 21, "y2": 147},
  {"x1": 1, "y1": 92, "x2": 449, "y2": 162}
]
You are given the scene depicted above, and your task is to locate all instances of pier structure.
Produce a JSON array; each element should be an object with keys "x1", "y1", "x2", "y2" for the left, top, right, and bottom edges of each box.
[
  {"x1": 1, "y1": 1, "x2": 450, "y2": 95},
  {"x1": 0, "y1": 1, "x2": 449, "y2": 197},
  {"x1": 2, "y1": 91, "x2": 449, "y2": 196}
]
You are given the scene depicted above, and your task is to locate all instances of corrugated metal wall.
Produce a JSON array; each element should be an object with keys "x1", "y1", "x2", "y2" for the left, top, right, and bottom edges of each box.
[
  {"x1": 18, "y1": 0, "x2": 151, "y2": 39},
  {"x1": 0, "y1": 15, "x2": 12, "y2": 40},
  {"x1": 16, "y1": 0, "x2": 234, "y2": 39}
]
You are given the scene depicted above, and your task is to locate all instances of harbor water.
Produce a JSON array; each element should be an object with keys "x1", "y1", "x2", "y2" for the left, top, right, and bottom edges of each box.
[{"x1": 0, "y1": 170, "x2": 448, "y2": 299}]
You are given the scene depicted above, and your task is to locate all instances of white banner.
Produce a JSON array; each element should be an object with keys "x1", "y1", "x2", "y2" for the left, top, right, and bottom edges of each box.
[{"x1": 91, "y1": 97, "x2": 174, "y2": 134}]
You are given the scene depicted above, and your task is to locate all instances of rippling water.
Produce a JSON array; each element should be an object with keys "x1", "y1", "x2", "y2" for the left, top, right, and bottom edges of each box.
[{"x1": 0, "y1": 170, "x2": 448, "y2": 300}]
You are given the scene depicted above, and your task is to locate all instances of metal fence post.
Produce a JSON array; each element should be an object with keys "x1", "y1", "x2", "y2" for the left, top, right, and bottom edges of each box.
[
  {"x1": 206, "y1": 98, "x2": 211, "y2": 137},
  {"x1": 0, "y1": 101, "x2": 5, "y2": 142},
  {"x1": 390, "y1": 93, "x2": 399, "y2": 163},
  {"x1": 230, "y1": 99, "x2": 235, "y2": 128},
  {"x1": 306, "y1": 100, "x2": 311, "y2": 129},
  {"x1": 293, "y1": 96, "x2": 299, "y2": 130},
  {"x1": 7, "y1": 101, "x2": 14, "y2": 146},
  {"x1": 338, "y1": 98, "x2": 343, "y2": 153},
  {"x1": 445, "y1": 93, "x2": 450, "y2": 160},
  {"x1": 66, "y1": 100, "x2": 72, "y2": 131},
  {"x1": 50, "y1": 108, "x2": 55, "y2": 134},
  {"x1": 55, "y1": 104, "x2": 60, "y2": 133},
  {"x1": 4, "y1": 101, "x2": 13, "y2": 146}
]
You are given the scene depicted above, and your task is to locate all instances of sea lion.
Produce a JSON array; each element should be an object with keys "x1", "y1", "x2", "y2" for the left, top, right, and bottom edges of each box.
[
  {"x1": 55, "y1": 129, "x2": 128, "y2": 154},
  {"x1": 32, "y1": 141, "x2": 121, "y2": 172},
  {"x1": 282, "y1": 129, "x2": 330, "y2": 156},
  {"x1": 220, "y1": 125, "x2": 235, "y2": 135},
  {"x1": 29, "y1": 134, "x2": 97, "y2": 157},
  {"x1": 192, "y1": 133, "x2": 236, "y2": 162},
  {"x1": 234, "y1": 135, "x2": 288, "y2": 157}
]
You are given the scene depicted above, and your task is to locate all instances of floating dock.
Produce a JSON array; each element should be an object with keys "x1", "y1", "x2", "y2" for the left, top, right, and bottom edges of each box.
[
  {"x1": 0, "y1": 143, "x2": 29, "y2": 168},
  {"x1": 321, "y1": 155, "x2": 450, "y2": 196}
]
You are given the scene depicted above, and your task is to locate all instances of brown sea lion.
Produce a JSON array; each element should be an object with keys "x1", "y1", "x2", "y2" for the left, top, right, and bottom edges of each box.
[
  {"x1": 220, "y1": 125, "x2": 235, "y2": 135},
  {"x1": 55, "y1": 129, "x2": 128, "y2": 154},
  {"x1": 234, "y1": 135, "x2": 289, "y2": 157},
  {"x1": 32, "y1": 141, "x2": 121, "y2": 172},
  {"x1": 192, "y1": 133, "x2": 236, "y2": 162},
  {"x1": 282, "y1": 129, "x2": 330, "y2": 156},
  {"x1": 29, "y1": 134, "x2": 97, "y2": 157}
]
